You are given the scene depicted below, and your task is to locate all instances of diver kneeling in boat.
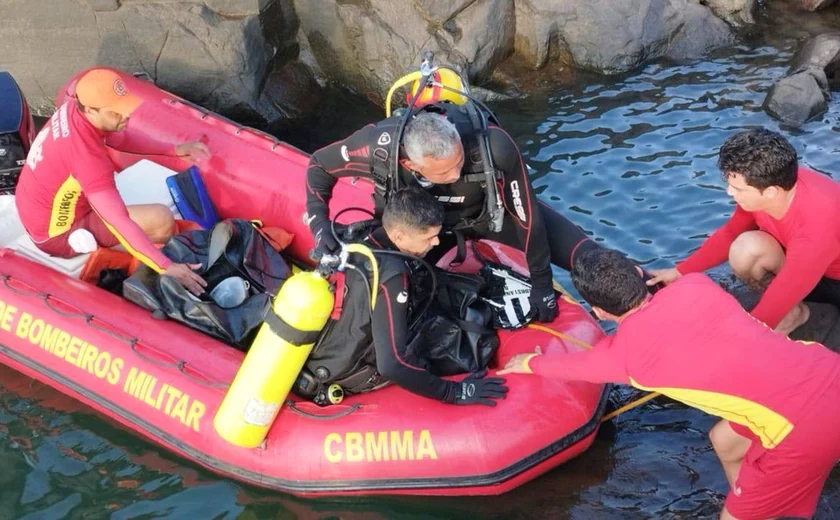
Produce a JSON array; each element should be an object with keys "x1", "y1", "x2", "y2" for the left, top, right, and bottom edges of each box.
[
  {"x1": 298, "y1": 187, "x2": 508, "y2": 407},
  {"x1": 501, "y1": 248, "x2": 840, "y2": 520},
  {"x1": 305, "y1": 58, "x2": 607, "y2": 325},
  {"x1": 15, "y1": 68, "x2": 210, "y2": 296},
  {"x1": 647, "y1": 128, "x2": 840, "y2": 336}
]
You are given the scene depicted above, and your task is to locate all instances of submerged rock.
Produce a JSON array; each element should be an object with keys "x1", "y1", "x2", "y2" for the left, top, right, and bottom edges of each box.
[
  {"x1": 764, "y1": 69, "x2": 829, "y2": 126},
  {"x1": 764, "y1": 33, "x2": 840, "y2": 127}
]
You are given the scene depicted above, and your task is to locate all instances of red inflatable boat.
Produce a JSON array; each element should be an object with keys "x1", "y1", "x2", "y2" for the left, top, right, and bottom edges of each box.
[{"x1": 0, "y1": 69, "x2": 608, "y2": 496}]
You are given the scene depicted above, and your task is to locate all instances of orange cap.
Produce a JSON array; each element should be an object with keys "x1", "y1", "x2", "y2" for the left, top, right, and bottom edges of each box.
[{"x1": 76, "y1": 69, "x2": 143, "y2": 116}]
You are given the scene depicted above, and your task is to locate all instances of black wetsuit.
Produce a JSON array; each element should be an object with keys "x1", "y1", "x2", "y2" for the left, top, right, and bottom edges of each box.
[
  {"x1": 305, "y1": 102, "x2": 598, "y2": 297},
  {"x1": 307, "y1": 227, "x2": 458, "y2": 402}
]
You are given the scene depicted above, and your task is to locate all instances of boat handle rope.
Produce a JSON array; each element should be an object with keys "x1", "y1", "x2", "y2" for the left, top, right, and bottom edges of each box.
[
  {"x1": 284, "y1": 401, "x2": 361, "y2": 420},
  {"x1": 177, "y1": 360, "x2": 229, "y2": 389},
  {"x1": 2, "y1": 275, "x2": 43, "y2": 297},
  {"x1": 524, "y1": 323, "x2": 662, "y2": 423},
  {"x1": 129, "y1": 339, "x2": 181, "y2": 368},
  {"x1": 0, "y1": 273, "x2": 231, "y2": 389},
  {"x1": 42, "y1": 294, "x2": 87, "y2": 318},
  {"x1": 166, "y1": 98, "x2": 310, "y2": 156}
]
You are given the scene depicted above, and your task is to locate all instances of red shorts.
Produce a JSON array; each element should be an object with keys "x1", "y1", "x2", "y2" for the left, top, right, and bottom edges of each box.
[
  {"x1": 726, "y1": 385, "x2": 840, "y2": 519},
  {"x1": 33, "y1": 210, "x2": 120, "y2": 258}
]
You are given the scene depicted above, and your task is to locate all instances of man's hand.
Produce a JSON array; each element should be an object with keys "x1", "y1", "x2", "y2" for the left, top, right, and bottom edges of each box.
[
  {"x1": 163, "y1": 262, "x2": 207, "y2": 296},
  {"x1": 450, "y1": 369, "x2": 509, "y2": 406},
  {"x1": 175, "y1": 141, "x2": 211, "y2": 161},
  {"x1": 646, "y1": 267, "x2": 681, "y2": 287},
  {"x1": 530, "y1": 283, "x2": 559, "y2": 322},
  {"x1": 310, "y1": 219, "x2": 340, "y2": 260},
  {"x1": 498, "y1": 346, "x2": 543, "y2": 375}
]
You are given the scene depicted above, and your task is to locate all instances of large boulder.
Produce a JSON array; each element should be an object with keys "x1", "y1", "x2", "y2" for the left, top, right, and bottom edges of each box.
[
  {"x1": 514, "y1": 0, "x2": 733, "y2": 73},
  {"x1": 667, "y1": 1, "x2": 736, "y2": 61},
  {"x1": 764, "y1": 33, "x2": 840, "y2": 126},
  {"x1": 700, "y1": 0, "x2": 756, "y2": 27},
  {"x1": 789, "y1": 32, "x2": 840, "y2": 78},
  {"x1": 2, "y1": 0, "x2": 313, "y2": 126},
  {"x1": 95, "y1": 2, "x2": 276, "y2": 122},
  {"x1": 294, "y1": 0, "x2": 515, "y2": 102},
  {"x1": 763, "y1": 68, "x2": 830, "y2": 126}
]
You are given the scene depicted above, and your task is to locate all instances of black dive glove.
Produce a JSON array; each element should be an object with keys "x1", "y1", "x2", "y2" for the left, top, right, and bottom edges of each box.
[
  {"x1": 529, "y1": 269, "x2": 559, "y2": 322},
  {"x1": 447, "y1": 370, "x2": 509, "y2": 406},
  {"x1": 309, "y1": 218, "x2": 340, "y2": 261}
]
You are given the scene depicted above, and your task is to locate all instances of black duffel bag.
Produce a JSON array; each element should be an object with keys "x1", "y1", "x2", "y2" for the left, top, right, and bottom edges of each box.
[
  {"x1": 406, "y1": 269, "x2": 500, "y2": 376},
  {"x1": 123, "y1": 219, "x2": 291, "y2": 350}
]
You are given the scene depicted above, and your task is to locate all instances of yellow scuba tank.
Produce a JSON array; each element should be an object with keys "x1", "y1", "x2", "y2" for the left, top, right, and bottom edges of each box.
[{"x1": 214, "y1": 271, "x2": 334, "y2": 448}]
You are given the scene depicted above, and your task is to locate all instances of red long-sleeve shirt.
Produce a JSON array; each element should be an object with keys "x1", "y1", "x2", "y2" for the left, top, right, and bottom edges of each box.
[
  {"x1": 15, "y1": 102, "x2": 174, "y2": 272},
  {"x1": 676, "y1": 167, "x2": 840, "y2": 328},
  {"x1": 528, "y1": 273, "x2": 840, "y2": 449}
]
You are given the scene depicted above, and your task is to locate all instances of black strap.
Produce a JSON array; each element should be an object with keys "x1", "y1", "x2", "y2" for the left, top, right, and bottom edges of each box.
[
  {"x1": 451, "y1": 230, "x2": 467, "y2": 266},
  {"x1": 370, "y1": 133, "x2": 394, "y2": 202},
  {"x1": 462, "y1": 173, "x2": 486, "y2": 183},
  {"x1": 335, "y1": 366, "x2": 389, "y2": 395},
  {"x1": 454, "y1": 317, "x2": 494, "y2": 335},
  {"x1": 263, "y1": 310, "x2": 322, "y2": 346}
]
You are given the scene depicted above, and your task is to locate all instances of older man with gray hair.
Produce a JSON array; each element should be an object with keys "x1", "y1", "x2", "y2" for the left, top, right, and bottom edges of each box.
[{"x1": 305, "y1": 99, "x2": 604, "y2": 323}]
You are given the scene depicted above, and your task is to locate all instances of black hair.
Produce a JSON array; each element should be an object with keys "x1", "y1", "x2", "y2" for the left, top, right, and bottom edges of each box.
[
  {"x1": 718, "y1": 129, "x2": 798, "y2": 190},
  {"x1": 382, "y1": 187, "x2": 444, "y2": 231},
  {"x1": 571, "y1": 249, "x2": 648, "y2": 316}
]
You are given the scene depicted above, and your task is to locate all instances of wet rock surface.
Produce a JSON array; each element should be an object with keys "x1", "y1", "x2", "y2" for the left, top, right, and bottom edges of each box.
[
  {"x1": 710, "y1": 266, "x2": 840, "y2": 352},
  {"x1": 764, "y1": 33, "x2": 840, "y2": 126},
  {"x1": 3, "y1": 0, "x2": 311, "y2": 127},
  {"x1": 5, "y1": 0, "x2": 840, "y2": 133}
]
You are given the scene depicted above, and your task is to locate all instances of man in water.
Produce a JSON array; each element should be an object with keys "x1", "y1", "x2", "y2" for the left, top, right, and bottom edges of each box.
[
  {"x1": 646, "y1": 128, "x2": 840, "y2": 335},
  {"x1": 501, "y1": 248, "x2": 840, "y2": 520},
  {"x1": 302, "y1": 187, "x2": 508, "y2": 406},
  {"x1": 16, "y1": 68, "x2": 210, "y2": 295}
]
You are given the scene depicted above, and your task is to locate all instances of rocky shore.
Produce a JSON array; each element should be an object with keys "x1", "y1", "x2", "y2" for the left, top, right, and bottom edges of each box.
[{"x1": 3, "y1": 0, "x2": 839, "y2": 129}]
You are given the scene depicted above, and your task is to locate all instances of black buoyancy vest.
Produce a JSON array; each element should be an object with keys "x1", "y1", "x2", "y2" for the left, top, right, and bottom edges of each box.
[
  {"x1": 301, "y1": 251, "x2": 416, "y2": 397},
  {"x1": 370, "y1": 101, "x2": 498, "y2": 230}
]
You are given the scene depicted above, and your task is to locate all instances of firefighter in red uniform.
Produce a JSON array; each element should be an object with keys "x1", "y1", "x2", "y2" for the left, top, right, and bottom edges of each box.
[{"x1": 502, "y1": 248, "x2": 840, "y2": 520}]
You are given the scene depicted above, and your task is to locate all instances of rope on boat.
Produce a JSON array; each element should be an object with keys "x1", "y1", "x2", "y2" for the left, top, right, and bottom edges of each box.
[
  {"x1": 525, "y1": 322, "x2": 661, "y2": 423},
  {"x1": 285, "y1": 401, "x2": 362, "y2": 420}
]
